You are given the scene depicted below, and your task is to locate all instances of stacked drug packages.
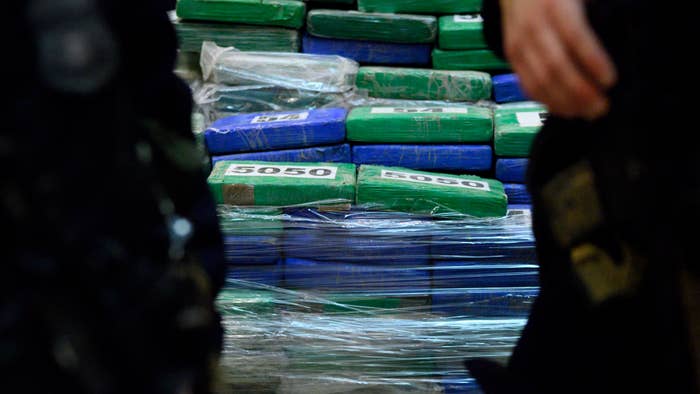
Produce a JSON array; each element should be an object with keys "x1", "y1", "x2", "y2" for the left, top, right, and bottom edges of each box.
[
  {"x1": 213, "y1": 157, "x2": 539, "y2": 391},
  {"x1": 195, "y1": 41, "x2": 358, "y2": 126},
  {"x1": 494, "y1": 102, "x2": 548, "y2": 204}
]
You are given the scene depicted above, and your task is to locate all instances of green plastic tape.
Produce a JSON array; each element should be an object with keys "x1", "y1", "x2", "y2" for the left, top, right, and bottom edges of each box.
[
  {"x1": 176, "y1": 0, "x2": 306, "y2": 29},
  {"x1": 307, "y1": 10, "x2": 437, "y2": 44},
  {"x1": 356, "y1": 67, "x2": 491, "y2": 101},
  {"x1": 357, "y1": 0, "x2": 482, "y2": 14},
  {"x1": 208, "y1": 161, "x2": 357, "y2": 206},
  {"x1": 174, "y1": 21, "x2": 300, "y2": 53},
  {"x1": 433, "y1": 49, "x2": 510, "y2": 71},
  {"x1": 438, "y1": 15, "x2": 486, "y2": 50},
  {"x1": 494, "y1": 102, "x2": 548, "y2": 157},
  {"x1": 356, "y1": 165, "x2": 507, "y2": 217},
  {"x1": 346, "y1": 105, "x2": 493, "y2": 143}
]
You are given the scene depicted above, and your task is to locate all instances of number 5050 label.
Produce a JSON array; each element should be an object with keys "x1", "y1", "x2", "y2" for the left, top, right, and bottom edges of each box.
[
  {"x1": 226, "y1": 164, "x2": 338, "y2": 180},
  {"x1": 381, "y1": 170, "x2": 491, "y2": 192}
]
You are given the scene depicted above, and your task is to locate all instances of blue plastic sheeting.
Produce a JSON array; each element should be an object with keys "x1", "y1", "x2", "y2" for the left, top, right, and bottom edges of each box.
[
  {"x1": 226, "y1": 261, "x2": 284, "y2": 287},
  {"x1": 212, "y1": 144, "x2": 351, "y2": 165},
  {"x1": 224, "y1": 235, "x2": 282, "y2": 265},
  {"x1": 302, "y1": 34, "x2": 432, "y2": 65},
  {"x1": 284, "y1": 258, "x2": 431, "y2": 291},
  {"x1": 496, "y1": 158, "x2": 529, "y2": 183},
  {"x1": 493, "y1": 73, "x2": 528, "y2": 103},
  {"x1": 431, "y1": 261, "x2": 539, "y2": 288},
  {"x1": 352, "y1": 144, "x2": 493, "y2": 172},
  {"x1": 431, "y1": 287, "x2": 540, "y2": 317},
  {"x1": 504, "y1": 183, "x2": 531, "y2": 205},
  {"x1": 205, "y1": 108, "x2": 347, "y2": 154}
]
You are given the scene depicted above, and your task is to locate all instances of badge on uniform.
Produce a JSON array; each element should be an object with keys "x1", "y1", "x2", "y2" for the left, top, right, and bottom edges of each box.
[{"x1": 542, "y1": 161, "x2": 645, "y2": 303}]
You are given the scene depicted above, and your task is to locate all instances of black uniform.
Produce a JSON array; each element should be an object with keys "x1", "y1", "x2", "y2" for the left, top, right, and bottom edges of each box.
[
  {"x1": 469, "y1": 1, "x2": 699, "y2": 393},
  {"x1": 1, "y1": 1, "x2": 224, "y2": 393}
]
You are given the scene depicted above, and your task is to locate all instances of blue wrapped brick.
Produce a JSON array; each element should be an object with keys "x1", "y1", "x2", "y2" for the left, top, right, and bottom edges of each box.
[
  {"x1": 352, "y1": 144, "x2": 492, "y2": 172},
  {"x1": 205, "y1": 108, "x2": 347, "y2": 155},
  {"x1": 227, "y1": 261, "x2": 284, "y2": 287},
  {"x1": 224, "y1": 235, "x2": 282, "y2": 265},
  {"x1": 431, "y1": 261, "x2": 539, "y2": 288},
  {"x1": 302, "y1": 34, "x2": 432, "y2": 66},
  {"x1": 212, "y1": 144, "x2": 351, "y2": 165},
  {"x1": 493, "y1": 73, "x2": 528, "y2": 103},
  {"x1": 504, "y1": 183, "x2": 531, "y2": 204},
  {"x1": 284, "y1": 258, "x2": 431, "y2": 291},
  {"x1": 496, "y1": 158, "x2": 529, "y2": 183},
  {"x1": 431, "y1": 288, "x2": 540, "y2": 317}
]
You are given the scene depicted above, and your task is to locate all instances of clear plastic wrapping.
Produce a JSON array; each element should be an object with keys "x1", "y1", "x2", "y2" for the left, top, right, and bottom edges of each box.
[
  {"x1": 217, "y1": 205, "x2": 538, "y2": 392},
  {"x1": 193, "y1": 82, "x2": 352, "y2": 123},
  {"x1": 201, "y1": 42, "x2": 359, "y2": 93}
]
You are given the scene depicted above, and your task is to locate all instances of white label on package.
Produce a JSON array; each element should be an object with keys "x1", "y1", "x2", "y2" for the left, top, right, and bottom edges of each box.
[
  {"x1": 251, "y1": 112, "x2": 309, "y2": 124},
  {"x1": 516, "y1": 111, "x2": 548, "y2": 127},
  {"x1": 381, "y1": 170, "x2": 491, "y2": 192},
  {"x1": 226, "y1": 164, "x2": 338, "y2": 180},
  {"x1": 371, "y1": 107, "x2": 468, "y2": 114},
  {"x1": 454, "y1": 15, "x2": 483, "y2": 23}
]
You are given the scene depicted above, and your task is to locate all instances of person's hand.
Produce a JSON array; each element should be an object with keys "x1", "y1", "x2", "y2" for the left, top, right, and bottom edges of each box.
[{"x1": 500, "y1": 0, "x2": 617, "y2": 120}]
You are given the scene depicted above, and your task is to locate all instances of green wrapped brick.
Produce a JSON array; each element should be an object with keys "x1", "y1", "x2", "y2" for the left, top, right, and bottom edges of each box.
[
  {"x1": 208, "y1": 161, "x2": 357, "y2": 206},
  {"x1": 174, "y1": 21, "x2": 300, "y2": 53},
  {"x1": 307, "y1": 10, "x2": 437, "y2": 44},
  {"x1": 494, "y1": 102, "x2": 548, "y2": 157},
  {"x1": 217, "y1": 289, "x2": 279, "y2": 315},
  {"x1": 218, "y1": 207, "x2": 284, "y2": 236},
  {"x1": 176, "y1": 0, "x2": 306, "y2": 29},
  {"x1": 356, "y1": 165, "x2": 507, "y2": 217},
  {"x1": 433, "y1": 49, "x2": 510, "y2": 71},
  {"x1": 439, "y1": 15, "x2": 487, "y2": 50},
  {"x1": 356, "y1": 67, "x2": 491, "y2": 101},
  {"x1": 346, "y1": 105, "x2": 493, "y2": 143},
  {"x1": 358, "y1": 0, "x2": 482, "y2": 14}
]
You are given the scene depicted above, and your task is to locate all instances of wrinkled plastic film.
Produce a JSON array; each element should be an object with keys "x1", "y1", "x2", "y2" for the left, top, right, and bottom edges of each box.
[
  {"x1": 201, "y1": 42, "x2": 358, "y2": 93},
  {"x1": 217, "y1": 205, "x2": 537, "y2": 392}
]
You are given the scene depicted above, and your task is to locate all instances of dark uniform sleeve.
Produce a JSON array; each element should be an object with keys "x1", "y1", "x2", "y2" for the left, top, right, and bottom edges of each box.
[
  {"x1": 1, "y1": 1, "x2": 224, "y2": 393},
  {"x1": 473, "y1": 1, "x2": 699, "y2": 393}
]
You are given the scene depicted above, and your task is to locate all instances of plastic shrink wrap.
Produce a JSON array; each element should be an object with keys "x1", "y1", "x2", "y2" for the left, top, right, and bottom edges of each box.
[
  {"x1": 193, "y1": 83, "x2": 350, "y2": 124},
  {"x1": 201, "y1": 42, "x2": 358, "y2": 93},
  {"x1": 217, "y1": 205, "x2": 538, "y2": 393}
]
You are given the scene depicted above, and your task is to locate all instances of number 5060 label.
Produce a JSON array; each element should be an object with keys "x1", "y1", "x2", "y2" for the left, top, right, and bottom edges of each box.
[
  {"x1": 381, "y1": 170, "x2": 490, "y2": 192},
  {"x1": 226, "y1": 164, "x2": 338, "y2": 180}
]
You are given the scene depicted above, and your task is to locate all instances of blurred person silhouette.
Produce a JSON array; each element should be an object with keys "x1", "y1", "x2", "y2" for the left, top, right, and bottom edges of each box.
[
  {"x1": 1, "y1": 1, "x2": 225, "y2": 393},
  {"x1": 466, "y1": 1, "x2": 699, "y2": 393}
]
